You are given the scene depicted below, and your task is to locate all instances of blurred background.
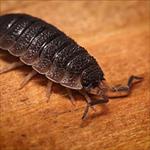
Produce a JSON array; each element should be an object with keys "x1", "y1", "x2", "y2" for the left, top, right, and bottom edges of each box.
[
  {"x1": 1, "y1": 1, "x2": 149, "y2": 46},
  {"x1": 0, "y1": 1, "x2": 150, "y2": 150}
]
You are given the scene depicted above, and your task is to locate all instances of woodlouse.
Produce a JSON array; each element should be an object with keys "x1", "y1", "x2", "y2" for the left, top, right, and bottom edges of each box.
[{"x1": 0, "y1": 13, "x2": 143, "y2": 119}]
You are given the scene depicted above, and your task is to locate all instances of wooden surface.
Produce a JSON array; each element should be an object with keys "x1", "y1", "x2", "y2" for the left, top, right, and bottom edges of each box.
[{"x1": 0, "y1": 1, "x2": 150, "y2": 150}]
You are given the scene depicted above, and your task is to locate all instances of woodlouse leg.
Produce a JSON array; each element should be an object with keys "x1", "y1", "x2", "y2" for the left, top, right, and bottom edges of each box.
[
  {"x1": 107, "y1": 75, "x2": 143, "y2": 98},
  {"x1": 81, "y1": 94, "x2": 109, "y2": 120},
  {"x1": 19, "y1": 70, "x2": 37, "y2": 89},
  {"x1": 46, "y1": 80, "x2": 53, "y2": 102},
  {"x1": 0, "y1": 62, "x2": 24, "y2": 74},
  {"x1": 79, "y1": 91, "x2": 98, "y2": 119},
  {"x1": 66, "y1": 88, "x2": 76, "y2": 106}
]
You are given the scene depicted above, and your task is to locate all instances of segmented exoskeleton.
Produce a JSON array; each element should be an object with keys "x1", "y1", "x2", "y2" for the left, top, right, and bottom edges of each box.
[{"x1": 0, "y1": 14, "x2": 143, "y2": 119}]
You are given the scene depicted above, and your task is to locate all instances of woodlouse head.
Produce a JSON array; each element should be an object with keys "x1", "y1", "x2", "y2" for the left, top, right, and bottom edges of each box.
[
  {"x1": 84, "y1": 80, "x2": 108, "y2": 97},
  {"x1": 81, "y1": 65, "x2": 106, "y2": 96}
]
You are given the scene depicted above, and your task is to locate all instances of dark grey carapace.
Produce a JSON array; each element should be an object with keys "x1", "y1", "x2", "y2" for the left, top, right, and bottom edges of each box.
[{"x1": 0, "y1": 13, "x2": 143, "y2": 119}]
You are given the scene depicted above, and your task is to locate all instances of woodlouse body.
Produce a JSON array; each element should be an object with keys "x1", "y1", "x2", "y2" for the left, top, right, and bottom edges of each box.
[
  {"x1": 0, "y1": 13, "x2": 143, "y2": 119},
  {"x1": 0, "y1": 13, "x2": 104, "y2": 92}
]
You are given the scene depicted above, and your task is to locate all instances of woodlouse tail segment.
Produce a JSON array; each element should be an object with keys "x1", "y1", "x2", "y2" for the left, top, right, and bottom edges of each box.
[
  {"x1": 107, "y1": 75, "x2": 144, "y2": 98},
  {"x1": 0, "y1": 61, "x2": 24, "y2": 74}
]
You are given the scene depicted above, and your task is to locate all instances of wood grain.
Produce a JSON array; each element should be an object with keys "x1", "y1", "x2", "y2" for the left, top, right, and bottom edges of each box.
[{"x1": 0, "y1": 1, "x2": 150, "y2": 150}]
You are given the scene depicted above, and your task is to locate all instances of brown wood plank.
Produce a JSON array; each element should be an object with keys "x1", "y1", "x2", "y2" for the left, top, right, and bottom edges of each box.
[{"x1": 0, "y1": 1, "x2": 150, "y2": 150}]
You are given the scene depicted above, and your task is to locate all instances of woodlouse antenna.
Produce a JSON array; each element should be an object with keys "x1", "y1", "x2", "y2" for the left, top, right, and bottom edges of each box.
[{"x1": 107, "y1": 75, "x2": 144, "y2": 99}]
